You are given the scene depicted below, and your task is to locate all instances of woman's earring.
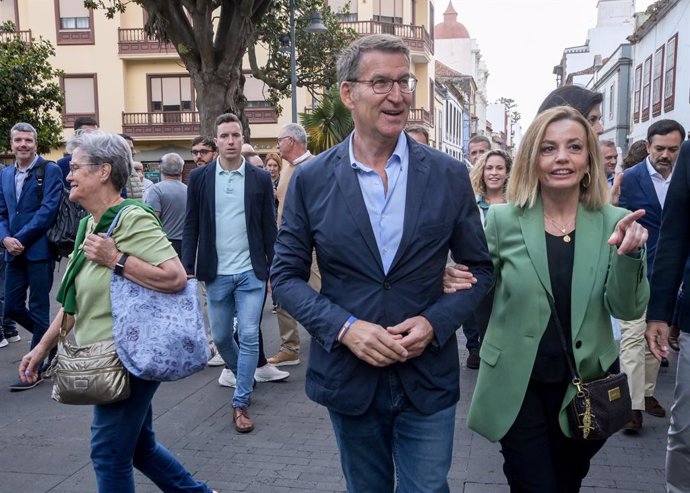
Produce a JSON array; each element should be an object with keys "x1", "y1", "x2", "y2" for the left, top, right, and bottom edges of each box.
[{"x1": 582, "y1": 171, "x2": 591, "y2": 189}]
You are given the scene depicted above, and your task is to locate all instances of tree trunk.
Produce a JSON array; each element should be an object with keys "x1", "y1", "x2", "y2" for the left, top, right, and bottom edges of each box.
[{"x1": 192, "y1": 69, "x2": 248, "y2": 139}]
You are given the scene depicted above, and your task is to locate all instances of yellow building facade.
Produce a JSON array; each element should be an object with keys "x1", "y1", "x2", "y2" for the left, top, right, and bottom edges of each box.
[{"x1": 2, "y1": 0, "x2": 438, "y2": 164}]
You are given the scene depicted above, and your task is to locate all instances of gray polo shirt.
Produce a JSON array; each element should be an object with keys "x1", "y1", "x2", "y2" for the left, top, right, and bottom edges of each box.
[{"x1": 145, "y1": 179, "x2": 187, "y2": 241}]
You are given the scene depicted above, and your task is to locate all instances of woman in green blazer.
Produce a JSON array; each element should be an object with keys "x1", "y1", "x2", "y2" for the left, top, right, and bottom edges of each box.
[{"x1": 465, "y1": 106, "x2": 650, "y2": 492}]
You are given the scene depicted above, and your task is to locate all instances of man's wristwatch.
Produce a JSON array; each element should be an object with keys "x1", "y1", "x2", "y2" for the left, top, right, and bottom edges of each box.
[{"x1": 114, "y1": 253, "x2": 129, "y2": 276}]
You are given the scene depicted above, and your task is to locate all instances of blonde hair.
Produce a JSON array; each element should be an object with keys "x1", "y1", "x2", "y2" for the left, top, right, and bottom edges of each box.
[
  {"x1": 469, "y1": 149, "x2": 513, "y2": 196},
  {"x1": 506, "y1": 106, "x2": 609, "y2": 210}
]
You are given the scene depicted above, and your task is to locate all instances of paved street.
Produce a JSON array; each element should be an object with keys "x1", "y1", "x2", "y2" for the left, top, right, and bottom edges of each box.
[{"x1": 0, "y1": 266, "x2": 673, "y2": 492}]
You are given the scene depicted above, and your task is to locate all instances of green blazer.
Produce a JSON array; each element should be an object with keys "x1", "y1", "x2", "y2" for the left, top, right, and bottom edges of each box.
[{"x1": 467, "y1": 199, "x2": 649, "y2": 442}]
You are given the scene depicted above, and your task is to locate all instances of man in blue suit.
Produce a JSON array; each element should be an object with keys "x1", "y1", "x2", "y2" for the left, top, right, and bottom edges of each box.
[
  {"x1": 619, "y1": 118, "x2": 686, "y2": 431},
  {"x1": 647, "y1": 139, "x2": 690, "y2": 492},
  {"x1": 0, "y1": 122, "x2": 61, "y2": 390},
  {"x1": 270, "y1": 35, "x2": 493, "y2": 492},
  {"x1": 182, "y1": 113, "x2": 277, "y2": 434}
]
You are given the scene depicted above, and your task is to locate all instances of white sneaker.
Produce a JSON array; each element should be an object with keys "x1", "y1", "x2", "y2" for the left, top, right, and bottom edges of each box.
[
  {"x1": 0, "y1": 338, "x2": 7, "y2": 348},
  {"x1": 218, "y1": 368, "x2": 236, "y2": 388},
  {"x1": 254, "y1": 363, "x2": 289, "y2": 383},
  {"x1": 207, "y1": 353, "x2": 225, "y2": 367}
]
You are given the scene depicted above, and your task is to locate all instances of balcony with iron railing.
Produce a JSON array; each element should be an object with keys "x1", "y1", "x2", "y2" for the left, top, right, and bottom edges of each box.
[
  {"x1": 339, "y1": 21, "x2": 433, "y2": 61},
  {"x1": 118, "y1": 28, "x2": 176, "y2": 56},
  {"x1": 0, "y1": 29, "x2": 31, "y2": 44},
  {"x1": 121, "y1": 108, "x2": 278, "y2": 138}
]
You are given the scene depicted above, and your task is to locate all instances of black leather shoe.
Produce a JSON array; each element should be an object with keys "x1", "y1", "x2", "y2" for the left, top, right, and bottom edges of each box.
[{"x1": 466, "y1": 352, "x2": 480, "y2": 369}]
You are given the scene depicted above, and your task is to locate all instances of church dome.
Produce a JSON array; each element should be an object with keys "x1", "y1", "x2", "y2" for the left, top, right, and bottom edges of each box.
[{"x1": 435, "y1": 1, "x2": 470, "y2": 39}]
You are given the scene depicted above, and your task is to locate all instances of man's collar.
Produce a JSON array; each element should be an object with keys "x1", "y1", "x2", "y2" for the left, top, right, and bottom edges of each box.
[
  {"x1": 646, "y1": 157, "x2": 672, "y2": 181},
  {"x1": 216, "y1": 157, "x2": 245, "y2": 175},
  {"x1": 348, "y1": 132, "x2": 408, "y2": 171},
  {"x1": 15, "y1": 154, "x2": 39, "y2": 171},
  {"x1": 292, "y1": 150, "x2": 312, "y2": 165}
]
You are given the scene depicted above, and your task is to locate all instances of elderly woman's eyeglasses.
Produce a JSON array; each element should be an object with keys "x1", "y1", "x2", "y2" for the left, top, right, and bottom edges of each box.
[
  {"x1": 347, "y1": 75, "x2": 417, "y2": 94},
  {"x1": 69, "y1": 162, "x2": 100, "y2": 173}
]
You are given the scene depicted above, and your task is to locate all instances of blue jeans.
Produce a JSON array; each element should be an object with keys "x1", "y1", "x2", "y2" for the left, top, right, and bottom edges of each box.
[
  {"x1": 4, "y1": 257, "x2": 53, "y2": 349},
  {"x1": 0, "y1": 253, "x2": 16, "y2": 333},
  {"x1": 328, "y1": 369, "x2": 456, "y2": 493},
  {"x1": 206, "y1": 269, "x2": 265, "y2": 408},
  {"x1": 91, "y1": 375, "x2": 212, "y2": 493}
]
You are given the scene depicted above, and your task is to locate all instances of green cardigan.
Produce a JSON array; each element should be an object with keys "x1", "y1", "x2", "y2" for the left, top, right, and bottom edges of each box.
[{"x1": 467, "y1": 198, "x2": 649, "y2": 442}]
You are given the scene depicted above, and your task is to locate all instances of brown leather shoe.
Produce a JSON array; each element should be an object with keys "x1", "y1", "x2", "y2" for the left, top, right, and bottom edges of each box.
[
  {"x1": 233, "y1": 407, "x2": 254, "y2": 433},
  {"x1": 623, "y1": 410, "x2": 643, "y2": 433},
  {"x1": 645, "y1": 396, "x2": 667, "y2": 417}
]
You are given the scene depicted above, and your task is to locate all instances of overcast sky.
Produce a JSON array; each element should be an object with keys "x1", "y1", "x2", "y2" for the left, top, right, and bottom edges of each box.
[{"x1": 433, "y1": 0, "x2": 656, "y2": 129}]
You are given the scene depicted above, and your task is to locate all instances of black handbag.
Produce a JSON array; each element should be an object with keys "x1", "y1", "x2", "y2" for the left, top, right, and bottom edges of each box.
[{"x1": 546, "y1": 293, "x2": 632, "y2": 440}]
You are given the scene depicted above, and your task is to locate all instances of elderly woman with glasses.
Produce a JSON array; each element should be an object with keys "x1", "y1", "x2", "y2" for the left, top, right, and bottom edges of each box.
[{"x1": 19, "y1": 132, "x2": 216, "y2": 493}]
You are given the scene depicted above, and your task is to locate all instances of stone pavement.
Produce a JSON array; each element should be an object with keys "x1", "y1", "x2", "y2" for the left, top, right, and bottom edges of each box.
[{"x1": 0, "y1": 267, "x2": 673, "y2": 492}]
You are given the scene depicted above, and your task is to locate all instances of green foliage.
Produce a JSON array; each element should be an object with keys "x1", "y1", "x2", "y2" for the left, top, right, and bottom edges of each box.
[
  {"x1": 242, "y1": 0, "x2": 356, "y2": 115},
  {"x1": 299, "y1": 85, "x2": 353, "y2": 154},
  {"x1": 0, "y1": 22, "x2": 64, "y2": 154}
]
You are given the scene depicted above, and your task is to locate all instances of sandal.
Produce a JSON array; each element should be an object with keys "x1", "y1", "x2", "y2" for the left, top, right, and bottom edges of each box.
[{"x1": 669, "y1": 325, "x2": 680, "y2": 352}]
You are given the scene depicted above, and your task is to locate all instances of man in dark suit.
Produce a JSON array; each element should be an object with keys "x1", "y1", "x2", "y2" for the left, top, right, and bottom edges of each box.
[
  {"x1": 0, "y1": 122, "x2": 61, "y2": 390},
  {"x1": 182, "y1": 113, "x2": 276, "y2": 433},
  {"x1": 270, "y1": 34, "x2": 493, "y2": 491},
  {"x1": 619, "y1": 119, "x2": 686, "y2": 432},
  {"x1": 56, "y1": 116, "x2": 98, "y2": 187},
  {"x1": 646, "y1": 139, "x2": 690, "y2": 492}
]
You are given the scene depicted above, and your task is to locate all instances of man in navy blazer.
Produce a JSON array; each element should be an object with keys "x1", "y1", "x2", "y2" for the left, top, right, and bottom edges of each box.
[
  {"x1": 618, "y1": 118, "x2": 686, "y2": 431},
  {"x1": 182, "y1": 113, "x2": 276, "y2": 433},
  {"x1": 647, "y1": 139, "x2": 690, "y2": 492},
  {"x1": 270, "y1": 35, "x2": 493, "y2": 492},
  {"x1": 0, "y1": 123, "x2": 61, "y2": 390}
]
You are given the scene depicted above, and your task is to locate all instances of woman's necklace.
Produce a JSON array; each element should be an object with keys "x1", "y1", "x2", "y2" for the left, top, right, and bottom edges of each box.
[{"x1": 544, "y1": 214, "x2": 574, "y2": 243}]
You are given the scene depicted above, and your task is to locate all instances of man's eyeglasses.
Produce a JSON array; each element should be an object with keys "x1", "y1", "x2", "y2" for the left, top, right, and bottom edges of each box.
[
  {"x1": 277, "y1": 136, "x2": 292, "y2": 144},
  {"x1": 191, "y1": 149, "x2": 212, "y2": 156},
  {"x1": 347, "y1": 75, "x2": 417, "y2": 94}
]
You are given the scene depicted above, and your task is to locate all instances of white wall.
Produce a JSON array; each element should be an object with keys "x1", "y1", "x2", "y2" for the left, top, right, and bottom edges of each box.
[{"x1": 629, "y1": 0, "x2": 690, "y2": 141}]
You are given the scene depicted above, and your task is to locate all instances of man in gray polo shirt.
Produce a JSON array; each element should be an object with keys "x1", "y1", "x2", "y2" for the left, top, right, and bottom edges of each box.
[{"x1": 145, "y1": 153, "x2": 187, "y2": 256}]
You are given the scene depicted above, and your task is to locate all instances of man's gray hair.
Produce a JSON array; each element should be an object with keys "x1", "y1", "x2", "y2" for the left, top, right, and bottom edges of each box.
[
  {"x1": 336, "y1": 34, "x2": 410, "y2": 84},
  {"x1": 10, "y1": 122, "x2": 37, "y2": 141},
  {"x1": 66, "y1": 132, "x2": 131, "y2": 191},
  {"x1": 281, "y1": 123, "x2": 308, "y2": 146},
  {"x1": 600, "y1": 139, "x2": 616, "y2": 149},
  {"x1": 160, "y1": 153, "x2": 185, "y2": 176}
]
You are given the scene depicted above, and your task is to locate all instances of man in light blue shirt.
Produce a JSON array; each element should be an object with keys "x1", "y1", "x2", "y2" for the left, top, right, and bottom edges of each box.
[
  {"x1": 271, "y1": 35, "x2": 492, "y2": 492},
  {"x1": 182, "y1": 113, "x2": 277, "y2": 433},
  {"x1": 618, "y1": 118, "x2": 686, "y2": 433}
]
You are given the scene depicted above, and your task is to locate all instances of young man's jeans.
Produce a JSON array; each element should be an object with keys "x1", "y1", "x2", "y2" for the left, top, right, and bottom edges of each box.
[
  {"x1": 91, "y1": 375, "x2": 212, "y2": 493},
  {"x1": 328, "y1": 369, "x2": 455, "y2": 493},
  {"x1": 206, "y1": 269, "x2": 265, "y2": 408},
  {"x1": 4, "y1": 257, "x2": 53, "y2": 349}
]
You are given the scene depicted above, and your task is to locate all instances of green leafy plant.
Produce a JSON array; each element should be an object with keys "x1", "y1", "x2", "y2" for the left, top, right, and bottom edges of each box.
[
  {"x1": 299, "y1": 86, "x2": 353, "y2": 154},
  {"x1": 0, "y1": 21, "x2": 63, "y2": 154}
]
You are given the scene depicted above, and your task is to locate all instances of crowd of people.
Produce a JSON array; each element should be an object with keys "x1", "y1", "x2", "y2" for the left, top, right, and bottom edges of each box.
[{"x1": 0, "y1": 32, "x2": 688, "y2": 492}]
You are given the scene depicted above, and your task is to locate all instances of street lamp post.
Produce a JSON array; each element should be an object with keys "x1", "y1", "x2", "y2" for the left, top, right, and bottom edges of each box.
[{"x1": 288, "y1": 1, "x2": 327, "y2": 123}]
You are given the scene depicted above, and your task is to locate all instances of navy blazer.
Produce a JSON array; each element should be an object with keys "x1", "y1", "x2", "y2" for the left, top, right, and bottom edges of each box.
[
  {"x1": 648, "y1": 141, "x2": 690, "y2": 332},
  {"x1": 270, "y1": 134, "x2": 493, "y2": 416},
  {"x1": 181, "y1": 159, "x2": 277, "y2": 283},
  {"x1": 0, "y1": 157, "x2": 62, "y2": 262},
  {"x1": 619, "y1": 160, "x2": 663, "y2": 279}
]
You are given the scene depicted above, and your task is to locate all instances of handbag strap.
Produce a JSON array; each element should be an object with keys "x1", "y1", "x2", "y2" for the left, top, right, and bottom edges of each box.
[
  {"x1": 544, "y1": 290, "x2": 582, "y2": 387},
  {"x1": 105, "y1": 206, "x2": 133, "y2": 239}
]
